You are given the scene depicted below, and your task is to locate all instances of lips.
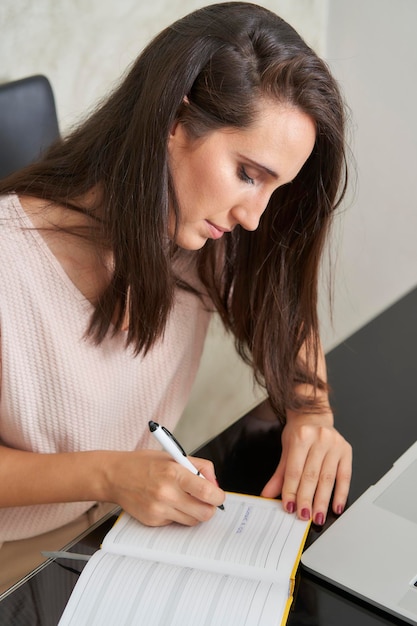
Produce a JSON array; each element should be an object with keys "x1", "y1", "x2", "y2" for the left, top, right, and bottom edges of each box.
[{"x1": 206, "y1": 220, "x2": 231, "y2": 240}]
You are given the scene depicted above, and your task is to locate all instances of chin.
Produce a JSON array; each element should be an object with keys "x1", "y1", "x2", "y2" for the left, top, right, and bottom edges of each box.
[
  {"x1": 175, "y1": 235, "x2": 208, "y2": 251},
  {"x1": 178, "y1": 242, "x2": 207, "y2": 251}
]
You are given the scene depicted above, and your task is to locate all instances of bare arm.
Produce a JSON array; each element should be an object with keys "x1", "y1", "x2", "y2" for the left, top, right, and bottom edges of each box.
[
  {"x1": 0, "y1": 333, "x2": 224, "y2": 527},
  {"x1": 0, "y1": 444, "x2": 225, "y2": 526}
]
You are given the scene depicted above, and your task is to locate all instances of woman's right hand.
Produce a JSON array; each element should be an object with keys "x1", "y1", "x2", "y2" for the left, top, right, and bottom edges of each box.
[
  {"x1": 0, "y1": 446, "x2": 225, "y2": 527},
  {"x1": 100, "y1": 449, "x2": 225, "y2": 526}
]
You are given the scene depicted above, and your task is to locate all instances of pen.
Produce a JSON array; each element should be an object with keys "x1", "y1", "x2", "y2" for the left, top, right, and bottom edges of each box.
[{"x1": 148, "y1": 420, "x2": 224, "y2": 510}]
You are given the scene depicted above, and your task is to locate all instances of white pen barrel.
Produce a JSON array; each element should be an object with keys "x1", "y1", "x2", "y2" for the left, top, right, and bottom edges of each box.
[{"x1": 152, "y1": 427, "x2": 201, "y2": 476}]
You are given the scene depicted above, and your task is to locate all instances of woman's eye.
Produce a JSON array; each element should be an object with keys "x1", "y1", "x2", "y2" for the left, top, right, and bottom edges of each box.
[{"x1": 238, "y1": 166, "x2": 255, "y2": 185}]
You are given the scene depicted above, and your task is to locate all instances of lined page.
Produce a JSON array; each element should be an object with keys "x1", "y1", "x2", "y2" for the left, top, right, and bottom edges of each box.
[
  {"x1": 103, "y1": 493, "x2": 309, "y2": 583},
  {"x1": 58, "y1": 551, "x2": 288, "y2": 626}
]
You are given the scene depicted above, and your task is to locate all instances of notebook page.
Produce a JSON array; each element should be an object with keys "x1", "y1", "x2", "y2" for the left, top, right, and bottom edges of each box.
[
  {"x1": 103, "y1": 493, "x2": 309, "y2": 583},
  {"x1": 58, "y1": 551, "x2": 288, "y2": 626}
]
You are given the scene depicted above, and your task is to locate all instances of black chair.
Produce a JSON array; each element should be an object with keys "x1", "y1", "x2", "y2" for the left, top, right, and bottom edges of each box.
[{"x1": 0, "y1": 75, "x2": 60, "y2": 179}]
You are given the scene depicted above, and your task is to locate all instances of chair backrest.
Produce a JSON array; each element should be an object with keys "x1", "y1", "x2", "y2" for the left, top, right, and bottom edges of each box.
[{"x1": 0, "y1": 75, "x2": 60, "y2": 179}]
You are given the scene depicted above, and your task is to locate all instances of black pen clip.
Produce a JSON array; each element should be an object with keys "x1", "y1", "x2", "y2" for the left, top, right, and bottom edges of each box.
[
  {"x1": 161, "y1": 425, "x2": 187, "y2": 456},
  {"x1": 148, "y1": 421, "x2": 188, "y2": 456}
]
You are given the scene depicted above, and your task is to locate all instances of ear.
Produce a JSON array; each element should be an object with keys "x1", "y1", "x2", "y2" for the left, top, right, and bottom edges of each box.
[
  {"x1": 169, "y1": 96, "x2": 190, "y2": 137},
  {"x1": 169, "y1": 118, "x2": 180, "y2": 138},
  {"x1": 168, "y1": 118, "x2": 183, "y2": 154},
  {"x1": 169, "y1": 96, "x2": 189, "y2": 138}
]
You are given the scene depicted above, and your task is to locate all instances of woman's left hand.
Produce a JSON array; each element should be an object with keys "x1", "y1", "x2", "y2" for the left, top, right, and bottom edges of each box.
[{"x1": 260, "y1": 413, "x2": 352, "y2": 526}]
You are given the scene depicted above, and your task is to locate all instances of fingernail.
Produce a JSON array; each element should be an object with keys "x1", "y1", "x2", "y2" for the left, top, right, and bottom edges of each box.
[
  {"x1": 314, "y1": 512, "x2": 324, "y2": 526},
  {"x1": 301, "y1": 508, "x2": 311, "y2": 520},
  {"x1": 336, "y1": 504, "x2": 344, "y2": 515},
  {"x1": 286, "y1": 502, "x2": 295, "y2": 514}
]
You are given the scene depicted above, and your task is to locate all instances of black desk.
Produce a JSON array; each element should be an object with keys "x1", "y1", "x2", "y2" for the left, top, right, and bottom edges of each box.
[{"x1": 1, "y1": 286, "x2": 416, "y2": 625}]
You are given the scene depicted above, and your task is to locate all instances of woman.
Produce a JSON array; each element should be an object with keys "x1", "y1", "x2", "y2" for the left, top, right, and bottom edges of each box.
[{"x1": 0, "y1": 2, "x2": 351, "y2": 544}]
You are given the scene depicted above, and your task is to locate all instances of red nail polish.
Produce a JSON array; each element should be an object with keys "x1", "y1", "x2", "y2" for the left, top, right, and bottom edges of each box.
[
  {"x1": 314, "y1": 512, "x2": 324, "y2": 526},
  {"x1": 286, "y1": 502, "x2": 295, "y2": 514},
  {"x1": 336, "y1": 504, "x2": 344, "y2": 515},
  {"x1": 301, "y1": 508, "x2": 311, "y2": 520}
]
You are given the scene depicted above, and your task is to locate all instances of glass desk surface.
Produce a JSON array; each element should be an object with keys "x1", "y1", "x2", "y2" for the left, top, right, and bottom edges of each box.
[{"x1": 1, "y1": 286, "x2": 417, "y2": 625}]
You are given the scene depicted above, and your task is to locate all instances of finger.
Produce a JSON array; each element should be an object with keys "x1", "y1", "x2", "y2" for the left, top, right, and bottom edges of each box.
[
  {"x1": 179, "y1": 468, "x2": 225, "y2": 509},
  {"x1": 171, "y1": 499, "x2": 218, "y2": 526},
  {"x1": 279, "y1": 441, "x2": 311, "y2": 516},
  {"x1": 190, "y1": 456, "x2": 218, "y2": 485},
  {"x1": 289, "y1": 443, "x2": 328, "y2": 522},
  {"x1": 137, "y1": 501, "x2": 214, "y2": 527},
  {"x1": 136, "y1": 477, "x2": 219, "y2": 526},
  {"x1": 331, "y1": 446, "x2": 353, "y2": 515},
  {"x1": 310, "y1": 451, "x2": 342, "y2": 525},
  {"x1": 170, "y1": 481, "x2": 221, "y2": 524},
  {"x1": 297, "y1": 441, "x2": 352, "y2": 525}
]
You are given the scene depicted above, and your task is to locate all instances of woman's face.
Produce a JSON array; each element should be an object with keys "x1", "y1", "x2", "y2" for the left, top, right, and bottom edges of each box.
[{"x1": 167, "y1": 99, "x2": 316, "y2": 251}]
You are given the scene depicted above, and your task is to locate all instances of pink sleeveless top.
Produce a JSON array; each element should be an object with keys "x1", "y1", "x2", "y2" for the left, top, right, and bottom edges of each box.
[{"x1": 0, "y1": 194, "x2": 211, "y2": 541}]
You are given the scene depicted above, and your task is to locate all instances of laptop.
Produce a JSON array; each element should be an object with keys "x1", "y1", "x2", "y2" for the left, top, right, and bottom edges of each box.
[{"x1": 301, "y1": 439, "x2": 417, "y2": 625}]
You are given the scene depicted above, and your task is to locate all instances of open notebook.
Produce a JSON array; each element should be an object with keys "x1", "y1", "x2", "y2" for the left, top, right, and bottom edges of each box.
[
  {"x1": 59, "y1": 493, "x2": 310, "y2": 626},
  {"x1": 302, "y1": 439, "x2": 417, "y2": 624}
]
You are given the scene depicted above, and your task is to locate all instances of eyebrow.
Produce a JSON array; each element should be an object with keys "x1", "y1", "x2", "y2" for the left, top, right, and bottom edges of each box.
[{"x1": 239, "y1": 155, "x2": 279, "y2": 179}]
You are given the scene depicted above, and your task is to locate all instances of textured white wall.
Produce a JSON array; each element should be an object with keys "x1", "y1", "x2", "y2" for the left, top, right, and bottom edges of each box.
[
  {"x1": 0, "y1": 0, "x2": 326, "y2": 132},
  {"x1": 319, "y1": 0, "x2": 417, "y2": 351}
]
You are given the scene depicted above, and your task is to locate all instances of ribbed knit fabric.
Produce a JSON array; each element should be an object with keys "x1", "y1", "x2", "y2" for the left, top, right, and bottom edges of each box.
[{"x1": 0, "y1": 194, "x2": 211, "y2": 541}]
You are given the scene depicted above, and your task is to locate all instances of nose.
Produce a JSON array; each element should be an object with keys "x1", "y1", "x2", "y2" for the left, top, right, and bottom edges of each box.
[{"x1": 231, "y1": 197, "x2": 268, "y2": 232}]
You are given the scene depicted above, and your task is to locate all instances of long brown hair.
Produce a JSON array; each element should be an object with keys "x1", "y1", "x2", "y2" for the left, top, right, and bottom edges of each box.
[{"x1": 0, "y1": 2, "x2": 347, "y2": 420}]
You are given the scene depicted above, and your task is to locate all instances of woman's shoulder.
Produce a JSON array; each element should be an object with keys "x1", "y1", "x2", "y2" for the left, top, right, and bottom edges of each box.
[
  {"x1": 0, "y1": 192, "x2": 20, "y2": 216},
  {"x1": 0, "y1": 193, "x2": 54, "y2": 227}
]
